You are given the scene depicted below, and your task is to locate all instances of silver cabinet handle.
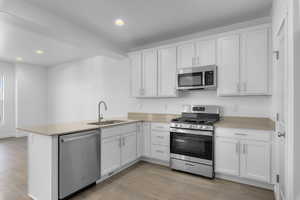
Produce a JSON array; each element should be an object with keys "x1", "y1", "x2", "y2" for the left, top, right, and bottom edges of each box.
[
  {"x1": 243, "y1": 144, "x2": 247, "y2": 154},
  {"x1": 119, "y1": 138, "x2": 122, "y2": 148},
  {"x1": 157, "y1": 135, "x2": 164, "y2": 139},
  {"x1": 122, "y1": 137, "x2": 125, "y2": 146},
  {"x1": 236, "y1": 142, "x2": 240, "y2": 154},
  {"x1": 197, "y1": 57, "x2": 200, "y2": 65},
  {"x1": 235, "y1": 133, "x2": 248, "y2": 136},
  {"x1": 156, "y1": 150, "x2": 164, "y2": 153}
]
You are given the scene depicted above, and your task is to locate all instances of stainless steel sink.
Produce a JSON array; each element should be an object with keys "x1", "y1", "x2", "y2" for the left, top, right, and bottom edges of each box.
[{"x1": 88, "y1": 120, "x2": 125, "y2": 126}]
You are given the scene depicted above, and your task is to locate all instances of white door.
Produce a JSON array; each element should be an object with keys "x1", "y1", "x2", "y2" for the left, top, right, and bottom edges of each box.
[
  {"x1": 240, "y1": 28, "x2": 270, "y2": 95},
  {"x1": 121, "y1": 132, "x2": 137, "y2": 166},
  {"x1": 101, "y1": 136, "x2": 121, "y2": 176},
  {"x1": 217, "y1": 35, "x2": 240, "y2": 96},
  {"x1": 158, "y1": 46, "x2": 177, "y2": 97},
  {"x1": 215, "y1": 137, "x2": 240, "y2": 176},
  {"x1": 196, "y1": 39, "x2": 216, "y2": 66},
  {"x1": 129, "y1": 52, "x2": 142, "y2": 97},
  {"x1": 142, "y1": 123, "x2": 151, "y2": 157},
  {"x1": 275, "y1": 20, "x2": 288, "y2": 200},
  {"x1": 177, "y1": 42, "x2": 196, "y2": 68},
  {"x1": 142, "y1": 49, "x2": 158, "y2": 97},
  {"x1": 240, "y1": 140, "x2": 270, "y2": 182}
]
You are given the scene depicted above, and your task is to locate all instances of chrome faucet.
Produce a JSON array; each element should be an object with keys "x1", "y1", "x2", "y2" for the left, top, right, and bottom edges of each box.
[{"x1": 98, "y1": 101, "x2": 108, "y2": 122}]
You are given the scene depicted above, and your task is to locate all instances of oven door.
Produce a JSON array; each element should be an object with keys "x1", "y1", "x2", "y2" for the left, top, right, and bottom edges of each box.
[{"x1": 170, "y1": 129, "x2": 213, "y2": 165}]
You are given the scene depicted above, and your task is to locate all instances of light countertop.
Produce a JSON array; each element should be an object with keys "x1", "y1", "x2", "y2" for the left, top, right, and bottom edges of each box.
[
  {"x1": 18, "y1": 114, "x2": 275, "y2": 136},
  {"x1": 18, "y1": 118, "x2": 141, "y2": 136}
]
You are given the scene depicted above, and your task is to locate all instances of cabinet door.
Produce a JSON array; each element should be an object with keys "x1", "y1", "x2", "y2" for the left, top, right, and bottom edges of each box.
[
  {"x1": 129, "y1": 52, "x2": 142, "y2": 97},
  {"x1": 142, "y1": 49, "x2": 158, "y2": 97},
  {"x1": 240, "y1": 140, "x2": 270, "y2": 182},
  {"x1": 142, "y1": 123, "x2": 151, "y2": 157},
  {"x1": 240, "y1": 28, "x2": 270, "y2": 95},
  {"x1": 158, "y1": 46, "x2": 177, "y2": 97},
  {"x1": 217, "y1": 35, "x2": 240, "y2": 96},
  {"x1": 196, "y1": 39, "x2": 216, "y2": 66},
  {"x1": 177, "y1": 42, "x2": 196, "y2": 68},
  {"x1": 121, "y1": 132, "x2": 137, "y2": 166},
  {"x1": 215, "y1": 137, "x2": 240, "y2": 176},
  {"x1": 136, "y1": 123, "x2": 143, "y2": 158},
  {"x1": 101, "y1": 136, "x2": 121, "y2": 176}
]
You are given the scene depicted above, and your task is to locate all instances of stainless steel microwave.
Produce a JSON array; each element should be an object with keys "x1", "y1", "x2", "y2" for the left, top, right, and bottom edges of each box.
[{"x1": 177, "y1": 65, "x2": 217, "y2": 90}]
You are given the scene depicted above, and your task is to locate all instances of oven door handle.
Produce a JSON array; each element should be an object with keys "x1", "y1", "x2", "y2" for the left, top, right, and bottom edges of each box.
[{"x1": 170, "y1": 128, "x2": 213, "y2": 136}]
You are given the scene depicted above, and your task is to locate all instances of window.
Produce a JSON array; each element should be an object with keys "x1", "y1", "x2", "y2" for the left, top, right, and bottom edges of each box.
[{"x1": 0, "y1": 76, "x2": 4, "y2": 123}]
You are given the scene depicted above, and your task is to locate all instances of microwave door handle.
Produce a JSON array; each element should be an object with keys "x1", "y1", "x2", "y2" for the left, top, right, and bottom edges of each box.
[{"x1": 202, "y1": 72, "x2": 205, "y2": 86}]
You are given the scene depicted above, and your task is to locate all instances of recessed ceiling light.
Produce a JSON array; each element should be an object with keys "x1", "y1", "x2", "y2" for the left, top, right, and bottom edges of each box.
[
  {"x1": 115, "y1": 19, "x2": 125, "y2": 26},
  {"x1": 35, "y1": 50, "x2": 44, "y2": 54},
  {"x1": 16, "y1": 57, "x2": 23, "y2": 61}
]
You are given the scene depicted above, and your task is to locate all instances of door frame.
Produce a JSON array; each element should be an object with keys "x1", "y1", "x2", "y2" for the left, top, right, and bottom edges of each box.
[{"x1": 273, "y1": 12, "x2": 293, "y2": 200}]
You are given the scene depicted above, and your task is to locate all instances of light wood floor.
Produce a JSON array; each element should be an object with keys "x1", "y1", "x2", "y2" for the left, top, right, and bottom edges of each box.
[{"x1": 1, "y1": 137, "x2": 274, "y2": 200}]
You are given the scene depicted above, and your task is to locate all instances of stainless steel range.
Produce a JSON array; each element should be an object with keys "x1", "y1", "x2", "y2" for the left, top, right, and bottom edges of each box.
[{"x1": 170, "y1": 105, "x2": 220, "y2": 179}]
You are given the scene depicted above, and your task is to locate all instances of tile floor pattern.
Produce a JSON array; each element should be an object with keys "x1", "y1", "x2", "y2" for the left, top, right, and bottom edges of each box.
[{"x1": 0, "y1": 137, "x2": 274, "y2": 200}]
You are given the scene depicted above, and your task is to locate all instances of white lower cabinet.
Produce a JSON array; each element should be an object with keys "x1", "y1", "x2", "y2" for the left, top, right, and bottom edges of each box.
[
  {"x1": 215, "y1": 137, "x2": 240, "y2": 176},
  {"x1": 142, "y1": 122, "x2": 151, "y2": 157},
  {"x1": 101, "y1": 124, "x2": 137, "y2": 177},
  {"x1": 149, "y1": 123, "x2": 170, "y2": 162},
  {"x1": 215, "y1": 128, "x2": 272, "y2": 184},
  {"x1": 101, "y1": 136, "x2": 121, "y2": 176},
  {"x1": 121, "y1": 132, "x2": 137, "y2": 166},
  {"x1": 240, "y1": 140, "x2": 270, "y2": 182}
]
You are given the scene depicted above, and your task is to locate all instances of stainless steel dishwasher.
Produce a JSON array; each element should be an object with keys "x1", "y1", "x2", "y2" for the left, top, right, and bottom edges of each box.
[{"x1": 59, "y1": 130, "x2": 101, "y2": 199}]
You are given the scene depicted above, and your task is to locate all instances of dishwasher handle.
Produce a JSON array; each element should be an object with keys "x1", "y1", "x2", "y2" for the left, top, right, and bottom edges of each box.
[{"x1": 61, "y1": 132, "x2": 98, "y2": 143}]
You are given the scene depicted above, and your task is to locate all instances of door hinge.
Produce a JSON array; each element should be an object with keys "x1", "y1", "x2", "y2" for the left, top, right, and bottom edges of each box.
[
  {"x1": 276, "y1": 174, "x2": 280, "y2": 183},
  {"x1": 274, "y1": 51, "x2": 280, "y2": 60}
]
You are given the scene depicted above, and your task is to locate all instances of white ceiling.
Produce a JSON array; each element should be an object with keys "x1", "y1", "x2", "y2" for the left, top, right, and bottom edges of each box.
[
  {"x1": 0, "y1": 13, "x2": 97, "y2": 66},
  {"x1": 27, "y1": 0, "x2": 272, "y2": 50}
]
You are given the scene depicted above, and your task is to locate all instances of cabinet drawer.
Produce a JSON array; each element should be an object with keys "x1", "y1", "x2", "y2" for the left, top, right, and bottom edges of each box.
[
  {"x1": 215, "y1": 128, "x2": 271, "y2": 142},
  {"x1": 151, "y1": 123, "x2": 170, "y2": 131},
  {"x1": 151, "y1": 130, "x2": 170, "y2": 146},
  {"x1": 102, "y1": 123, "x2": 137, "y2": 139},
  {"x1": 151, "y1": 144, "x2": 170, "y2": 162}
]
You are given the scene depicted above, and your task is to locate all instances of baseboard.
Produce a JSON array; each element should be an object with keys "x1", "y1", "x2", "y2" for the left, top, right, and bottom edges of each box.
[
  {"x1": 97, "y1": 159, "x2": 140, "y2": 183},
  {"x1": 140, "y1": 156, "x2": 170, "y2": 167},
  {"x1": 216, "y1": 173, "x2": 274, "y2": 190}
]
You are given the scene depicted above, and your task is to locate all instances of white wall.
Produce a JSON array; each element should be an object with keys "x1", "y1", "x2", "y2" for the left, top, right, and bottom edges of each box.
[
  {"x1": 15, "y1": 63, "x2": 48, "y2": 136},
  {"x1": 130, "y1": 92, "x2": 272, "y2": 117},
  {"x1": 0, "y1": 61, "x2": 15, "y2": 138},
  {"x1": 47, "y1": 56, "x2": 131, "y2": 123},
  {"x1": 48, "y1": 55, "x2": 272, "y2": 120}
]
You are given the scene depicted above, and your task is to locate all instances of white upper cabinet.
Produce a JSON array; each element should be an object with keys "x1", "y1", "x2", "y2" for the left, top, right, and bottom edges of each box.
[
  {"x1": 217, "y1": 35, "x2": 240, "y2": 96},
  {"x1": 217, "y1": 26, "x2": 271, "y2": 96},
  {"x1": 177, "y1": 42, "x2": 196, "y2": 68},
  {"x1": 129, "y1": 52, "x2": 142, "y2": 97},
  {"x1": 158, "y1": 46, "x2": 177, "y2": 97},
  {"x1": 177, "y1": 39, "x2": 216, "y2": 69},
  {"x1": 142, "y1": 49, "x2": 158, "y2": 97},
  {"x1": 240, "y1": 28, "x2": 270, "y2": 95},
  {"x1": 196, "y1": 39, "x2": 216, "y2": 66}
]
